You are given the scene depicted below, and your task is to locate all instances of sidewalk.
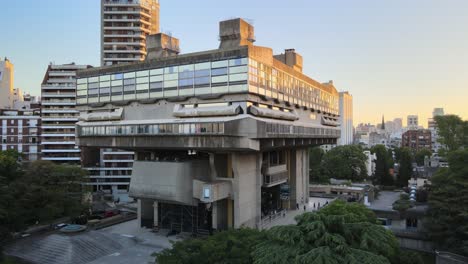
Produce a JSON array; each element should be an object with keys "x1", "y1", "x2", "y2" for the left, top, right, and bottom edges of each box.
[{"x1": 261, "y1": 197, "x2": 335, "y2": 229}]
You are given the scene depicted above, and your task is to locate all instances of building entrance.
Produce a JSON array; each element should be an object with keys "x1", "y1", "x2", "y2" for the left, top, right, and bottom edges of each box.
[
  {"x1": 261, "y1": 185, "x2": 283, "y2": 218},
  {"x1": 158, "y1": 202, "x2": 212, "y2": 234}
]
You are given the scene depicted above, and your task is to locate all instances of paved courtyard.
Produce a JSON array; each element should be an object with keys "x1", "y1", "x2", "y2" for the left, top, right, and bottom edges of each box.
[{"x1": 261, "y1": 197, "x2": 335, "y2": 229}]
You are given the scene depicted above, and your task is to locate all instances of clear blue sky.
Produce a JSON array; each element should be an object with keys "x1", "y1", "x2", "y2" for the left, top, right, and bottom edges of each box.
[{"x1": 1, "y1": 0, "x2": 467, "y2": 125}]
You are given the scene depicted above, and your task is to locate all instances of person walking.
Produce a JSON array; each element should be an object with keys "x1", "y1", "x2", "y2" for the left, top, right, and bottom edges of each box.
[
  {"x1": 303, "y1": 205, "x2": 306, "y2": 212},
  {"x1": 296, "y1": 203, "x2": 299, "y2": 210}
]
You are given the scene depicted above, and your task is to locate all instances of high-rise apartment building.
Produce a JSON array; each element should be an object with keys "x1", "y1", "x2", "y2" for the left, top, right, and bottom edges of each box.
[
  {"x1": 407, "y1": 115, "x2": 418, "y2": 129},
  {"x1": 402, "y1": 129, "x2": 432, "y2": 152},
  {"x1": 101, "y1": 0, "x2": 160, "y2": 66},
  {"x1": 0, "y1": 58, "x2": 14, "y2": 109},
  {"x1": 338, "y1": 91, "x2": 353, "y2": 145},
  {"x1": 40, "y1": 63, "x2": 91, "y2": 163},
  {"x1": 432, "y1": 108, "x2": 444, "y2": 117},
  {"x1": 1, "y1": 108, "x2": 41, "y2": 161}
]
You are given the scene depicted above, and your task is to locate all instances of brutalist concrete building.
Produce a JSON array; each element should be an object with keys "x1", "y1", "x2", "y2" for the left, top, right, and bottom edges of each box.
[{"x1": 76, "y1": 18, "x2": 340, "y2": 233}]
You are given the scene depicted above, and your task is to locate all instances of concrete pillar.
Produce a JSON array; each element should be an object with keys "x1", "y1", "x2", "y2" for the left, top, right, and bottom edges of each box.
[
  {"x1": 137, "y1": 199, "x2": 142, "y2": 228},
  {"x1": 153, "y1": 201, "x2": 158, "y2": 228},
  {"x1": 212, "y1": 201, "x2": 217, "y2": 230},
  {"x1": 231, "y1": 152, "x2": 261, "y2": 228}
]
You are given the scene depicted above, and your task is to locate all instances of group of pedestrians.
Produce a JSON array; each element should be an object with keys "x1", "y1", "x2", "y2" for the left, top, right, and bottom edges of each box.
[{"x1": 296, "y1": 199, "x2": 330, "y2": 212}]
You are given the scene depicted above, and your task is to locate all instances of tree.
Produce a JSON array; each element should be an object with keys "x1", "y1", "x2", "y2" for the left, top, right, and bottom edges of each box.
[
  {"x1": 321, "y1": 145, "x2": 368, "y2": 182},
  {"x1": 155, "y1": 228, "x2": 265, "y2": 264},
  {"x1": 371, "y1": 145, "x2": 393, "y2": 186},
  {"x1": 392, "y1": 193, "x2": 413, "y2": 212},
  {"x1": 0, "y1": 154, "x2": 89, "y2": 248},
  {"x1": 309, "y1": 147, "x2": 328, "y2": 183},
  {"x1": 155, "y1": 201, "x2": 422, "y2": 264},
  {"x1": 397, "y1": 148, "x2": 413, "y2": 187},
  {"x1": 18, "y1": 161, "x2": 89, "y2": 224},
  {"x1": 253, "y1": 200, "x2": 401, "y2": 264},
  {"x1": 414, "y1": 149, "x2": 432, "y2": 166},
  {"x1": 426, "y1": 149, "x2": 468, "y2": 256},
  {"x1": 434, "y1": 115, "x2": 468, "y2": 154}
]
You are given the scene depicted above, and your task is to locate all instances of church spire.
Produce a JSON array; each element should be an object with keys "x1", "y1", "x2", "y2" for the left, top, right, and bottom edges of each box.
[{"x1": 381, "y1": 115, "x2": 385, "y2": 130}]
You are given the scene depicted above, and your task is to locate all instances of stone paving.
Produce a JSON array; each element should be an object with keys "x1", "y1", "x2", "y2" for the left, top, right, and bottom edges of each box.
[{"x1": 261, "y1": 197, "x2": 335, "y2": 229}]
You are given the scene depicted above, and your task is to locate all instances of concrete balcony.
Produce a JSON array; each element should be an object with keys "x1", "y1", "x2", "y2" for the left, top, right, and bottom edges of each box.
[
  {"x1": 41, "y1": 149, "x2": 81, "y2": 153},
  {"x1": 41, "y1": 134, "x2": 76, "y2": 137},
  {"x1": 103, "y1": 41, "x2": 145, "y2": 46},
  {"x1": 103, "y1": 159, "x2": 134, "y2": 163},
  {"x1": 103, "y1": 57, "x2": 142, "y2": 61},
  {"x1": 103, "y1": 49, "x2": 146, "y2": 54},
  {"x1": 41, "y1": 109, "x2": 79, "y2": 114},
  {"x1": 103, "y1": 34, "x2": 146, "y2": 39},
  {"x1": 41, "y1": 117, "x2": 79, "y2": 122},
  {"x1": 263, "y1": 164, "x2": 288, "y2": 187},
  {"x1": 41, "y1": 100, "x2": 76, "y2": 106},
  {"x1": 103, "y1": 18, "x2": 143, "y2": 23},
  {"x1": 42, "y1": 92, "x2": 76, "y2": 98},
  {"x1": 41, "y1": 157, "x2": 81, "y2": 161},
  {"x1": 41, "y1": 85, "x2": 76, "y2": 90},
  {"x1": 103, "y1": 26, "x2": 150, "y2": 33},
  {"x1": 48, "y1": 71, "x2": 76, "y2": 77}
]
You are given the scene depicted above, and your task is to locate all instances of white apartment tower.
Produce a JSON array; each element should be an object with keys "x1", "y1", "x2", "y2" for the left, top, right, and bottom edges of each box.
[
  {"x1": 407, "y1": 115, "x2": 419, "y2": 129},
  {"x1": 0, "y1": 58, "x2": 14, "y2": 109},
  {"x1": 40, "y1": 63, "x2": 91, "y2": 163},
  {"x1": 338, "y1": 91, "x2": 353, "y2": 145},
  {"x1": 101, "y1": 0, "x2": 160, "y2": 66}
]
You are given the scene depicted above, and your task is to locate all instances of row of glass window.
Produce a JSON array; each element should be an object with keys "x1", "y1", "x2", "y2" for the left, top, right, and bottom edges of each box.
[
  {"x1": 76, "y1": 56, "x2": 338, "y2": 114},
  {"x1": 79, "y1": 123, "x2": 225, "y2": 136},
  {"x1": 76, "y1": 84, "x2": 248, "y2": 104},
  {"x1": 265, "y1": 123, "x2": 340, "y2": 137}
]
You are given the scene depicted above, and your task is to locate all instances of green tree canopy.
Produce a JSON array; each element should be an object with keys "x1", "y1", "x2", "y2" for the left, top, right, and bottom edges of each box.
[
  {"x1": 427, "y1": 149, "x2": 468, "y2": 256},
  {"x1": 371, "y1": 145, "x2": 394, "y2": 186},
  {"x1": 396, "y1": 148, "x2": 413, "y2": 187},
  {"x1": 309, "y1": 147, "x2": 328, "y2": 183},
  {"x1": 414, "y1": 149, "x2": 432, "y2": 166},
  {"x1": 434, "y1": 115, "x2": 468, "y2": 154},
  {"x1": 156, "y1": 228, "x2": 265, "y2": 264},
  {"x1": 0, "y1": 154, "x2": 89, "y2": 247},
  {"x1": 254, "y1": 200, "x2": 401, "y2": 264},
  {"x1": 321, "y1": 145, "x2": 368, "y2": 182},
  {"x1": 155, "y1": 200, "x2": 423, "y2": 264}
]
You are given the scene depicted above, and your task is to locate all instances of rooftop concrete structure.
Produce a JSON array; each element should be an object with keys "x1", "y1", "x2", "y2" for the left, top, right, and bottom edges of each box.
[{"x1": 76, "y1": 18, "x2": 341, "y2": 233}]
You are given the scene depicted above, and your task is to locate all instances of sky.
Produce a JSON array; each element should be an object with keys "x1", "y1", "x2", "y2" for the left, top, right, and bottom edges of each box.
[{"x1": 1, "y1": 0, "x2": 467, "y2": 126}]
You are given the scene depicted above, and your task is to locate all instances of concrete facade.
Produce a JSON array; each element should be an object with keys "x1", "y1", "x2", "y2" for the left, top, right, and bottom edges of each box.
[
  {"x1": 338, "y1": 91, "x2": 353, "y2": 145},
  {"x1": 76, "y1": 18, "x2": 341, "y2": 232}
]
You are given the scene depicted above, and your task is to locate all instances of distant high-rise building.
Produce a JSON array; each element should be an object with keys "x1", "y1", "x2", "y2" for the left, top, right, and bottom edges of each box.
[
  {"x1": 432, "y1": 108, "x2": 444, "y2": 117},
  {"x1": 393, "y1": 118, "x2": 403, "y2": 131},
  {"x1": 381, "y1": 115, "x2": 385, "y2": 130},
  {"x1": 40, "y1": 63, "x2": 91, "y2": 163},
  {"x1": 402, "y1": 129, "x2": 432, "y2": 152},
  {"x1": 407, "y1": 115, "x2": 418, "y2": 129},
  {"x1": 338, "y1": 91, "x2": 353, "y2": 145},
  {"x1": 1, "y1": 108, "x2": 41, "y2": 161},
  {"x1": 0, "y1": 57, "x2": 14, "y2": 109},
  {"x1": 101, "y1": 0, "x2": 160, "y2": 66}
]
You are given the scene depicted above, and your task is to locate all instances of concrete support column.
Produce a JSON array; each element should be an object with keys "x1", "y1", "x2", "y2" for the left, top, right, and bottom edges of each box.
[
  {"x1": 231, "y1": 152, "x2": 261, "y2": 228},
  {"x1": 212, "y1": 202, "x2": 218, "y2": 230},
  {"x1": 208, "y1": 153, "x2": 217, "y2": 180},
  {"x1": 137, "y1": 199, "x2": 142, "y2": 228},
  {"x1": 153, "y1": 201, "x2": 158, "y2": 228}
]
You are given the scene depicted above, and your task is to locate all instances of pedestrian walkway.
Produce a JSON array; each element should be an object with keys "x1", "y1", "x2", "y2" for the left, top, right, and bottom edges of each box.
[{"x1": 261, "y1": 197, "x2": 335, "y2": 229}]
